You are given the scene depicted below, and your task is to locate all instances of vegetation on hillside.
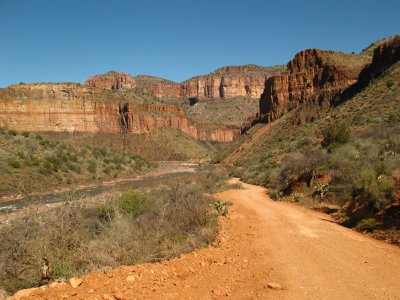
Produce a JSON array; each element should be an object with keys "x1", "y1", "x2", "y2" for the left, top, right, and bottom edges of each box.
[
  {"x1": 40, "y1": 129, "x2": 221, "y2": 162},
  {"x1": 0, "y1": 170, "x2": 229, "y2": 293},
  {"x1": 0, "y1": 129, "x2": 153, "y2": 197}
]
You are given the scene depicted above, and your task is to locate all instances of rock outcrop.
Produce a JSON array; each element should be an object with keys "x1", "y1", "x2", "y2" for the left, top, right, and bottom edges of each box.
[
  {"x1": 102, "y1": 65, "x2": 285, "y2": 99},
  {"x1": 259, "y1": 50, "x2": 371, "y2": 123},
  {"x1": 134, "y1": 75, "x2": 182, "y2": 98},
  {"x1": 85, "y1": 71, "x2": 136, "y2": 90},
  {"x1": 180, "y1": 65, "x2": 285, "y2": 99},
  {"x1": 0, "y1": 83, "x2": 240, "y2": 142}
]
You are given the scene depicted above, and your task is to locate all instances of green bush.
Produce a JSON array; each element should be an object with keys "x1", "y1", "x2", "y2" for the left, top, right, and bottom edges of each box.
[
  {"x1": 8, "y1": 159, "x2": 21, "y2": 169},
  {"x1": 51, "y1": 259, "x2": 75, "y2": 280},
  {"x1": 386, "y1": 80, "x2": 394, "y2": 88},
  {"x1": 8, "y1": 130, "x2": 17, "y2": 136},
  {"x1": 388, "y1": 113, "x2": 400, "y2": 123},
  {"x1": 97, "y1": 191, "x2": 152, "y2": 222},
  {"x1": 21, "y1": 131, "x2": 30, "y2": 138},
  {"x1": 87, "y1": 161, "x2": 97, "y2": 174},
  {"x1": 321, "y1": 122, "x2": 350, "y2": 148},
  {"x1": 356, "y1": 218, "x2": 379, "y2": 232},
  {"x1": 352, "y1": 166, "x2": 394, "y2": 209}
]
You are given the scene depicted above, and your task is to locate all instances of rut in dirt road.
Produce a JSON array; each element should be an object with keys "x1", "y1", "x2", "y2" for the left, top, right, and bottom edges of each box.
[{"x1": 10, "y1": 180, "x2": 400, "y2": 300}]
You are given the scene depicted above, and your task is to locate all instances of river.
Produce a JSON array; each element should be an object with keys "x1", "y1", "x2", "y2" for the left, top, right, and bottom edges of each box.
[{"x1": 0, "y1": 161, "x2": 209, "y2": 215}]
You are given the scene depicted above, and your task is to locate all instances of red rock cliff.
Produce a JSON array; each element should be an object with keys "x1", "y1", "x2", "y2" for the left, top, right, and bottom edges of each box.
[
  {"x1": 181, "y1": 65, "x2": 285, "y2": 99},
  {"x1": 85, "y1": 71, "x2": 136, "y2": 90},
  {"x1": 128, "y1": 65, "x2": 285, "y2": 99},
  {"x1": 259, "y1": 50, "x2": 371, "y2": 123},
  {"x1": 0, "y1": 84, "x2": 240, "y2": 142}
]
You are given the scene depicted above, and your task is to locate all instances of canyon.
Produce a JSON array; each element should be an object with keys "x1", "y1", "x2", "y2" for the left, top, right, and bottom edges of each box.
[{"x1": 1, "y1": 37, "x2": 399, "y2": 144}]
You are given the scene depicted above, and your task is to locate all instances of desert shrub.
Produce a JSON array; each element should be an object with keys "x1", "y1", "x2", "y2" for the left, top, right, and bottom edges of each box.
[
  {"x1": 97, "y1": 191, "x2": 152, "y2": 222},
  {"x1": 313, "y1": 183, "x2": 329, "y2": 200},
  {"x1": 352, "y1": 166, "x2": 395, "y2": 209},
  {"x1": 293, "y1": 192, "x2": 303, "y2": 203},
  {"x1": 197, "y1": 167, "x2": 228, "y2": 193},
  {"x1": 388, "y1": 113, "x2": 400, "y2": 123},
  {"x1": 8, "y1": 159, "x2": 21, "y2": 169},
  {"x1": 356, "y1": 218, "x2": 379, "y2": 232},
  {"x1": 39, "y1": 167, "x2": 52, "y2": 176},
  {"x1": 321, "y1": 122, "x2": 350, "y2": 149},
  {"x1": 268, "y1": 188, "x2": 283, "y2": 201},
  {"x1": 8, "y1": 130, "x2": 17, "y2": 136},
  {"x1": 267, "y1": 147, "x2": 328, "y2": 195},
  {"x1": 24, "y1": 156, "x2": 40, "y2": 167},
  {"x1": 87, "y1": 161, "x2": 97, "y2": 174},
  {"x1": 386, "y1": 80, "x2": 394, "y2": 88},
  {"x1": 21, "y1": 131, "x2": 30, "y2": 138}
]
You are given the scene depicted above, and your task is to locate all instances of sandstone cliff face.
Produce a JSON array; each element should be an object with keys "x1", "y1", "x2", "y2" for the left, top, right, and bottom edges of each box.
[
  {"x1": 128, "y1": 65, "x2": 285, "y2": 99},
  {"x1": 0, "y1": 84, "x2": 240, "y2": 142},
  {"x1": 259, "y1": 50, "x2": 371, "y2": 123},
  {"x1": 180, "y1": 65, "x2": 285, "y2": 99},
  {"x1": 85, "y1": 71, "x2": 136, "y2": 90}
]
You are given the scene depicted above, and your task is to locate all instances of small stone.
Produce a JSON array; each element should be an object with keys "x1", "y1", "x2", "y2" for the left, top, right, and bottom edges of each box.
[
  {"x1": 114, "y1": 291, "x2": 126, "y2": 300},
  {"x1": 126, "y1": 275, "x2": 136, "y2": 282},
  {"x1": 266, "y1": 282, "x2": 282, "y2": 290},
  {"x1": 69, "y1": 277, "x2": 83, "y2": 288}
]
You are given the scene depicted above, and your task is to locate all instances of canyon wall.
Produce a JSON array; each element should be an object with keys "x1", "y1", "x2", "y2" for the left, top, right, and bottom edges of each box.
[
  {"x1": 170, "y1": 65, "x2": 285, "y2": 99},
  {"x1": 259, "y1": 50, "x2": 371, "y2": 123},
  {"x1": 86, "y1": 65, "x2": 285, "y2": 99},
  {"x1": 0, "y1": 84, "x2": 240, "y2": 142}
]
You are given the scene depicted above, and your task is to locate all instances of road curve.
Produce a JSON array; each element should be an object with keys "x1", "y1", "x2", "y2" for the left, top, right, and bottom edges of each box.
[{"x1": 11, "y1": 179, "x2": 400, "y2": 299}]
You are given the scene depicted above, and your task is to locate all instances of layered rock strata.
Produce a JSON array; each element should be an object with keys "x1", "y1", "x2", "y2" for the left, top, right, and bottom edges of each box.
[
  {"x1": 0, "y1": 84, "x2": 240, "y2": 142},
  {"x1": 91, "y1": 65, "x2": 286, "y2": 99}
]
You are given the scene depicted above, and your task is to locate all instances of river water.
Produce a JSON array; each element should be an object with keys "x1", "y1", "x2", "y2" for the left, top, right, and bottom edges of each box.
[{"x1": 0, "y1": 162, "x2": 209, "y2": 214}]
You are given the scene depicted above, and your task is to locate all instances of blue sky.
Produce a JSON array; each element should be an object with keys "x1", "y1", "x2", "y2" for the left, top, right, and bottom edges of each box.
[{"x1": 0, "y1": 0, "x2": 399, "y2": 87}]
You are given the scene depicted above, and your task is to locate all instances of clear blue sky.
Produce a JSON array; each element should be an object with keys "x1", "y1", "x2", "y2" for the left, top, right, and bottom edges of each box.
[{"x1": 0, "y1": 0, "x2": 399, "y2": 87}]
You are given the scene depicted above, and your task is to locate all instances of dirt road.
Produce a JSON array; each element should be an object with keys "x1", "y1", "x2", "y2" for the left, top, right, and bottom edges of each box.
[{"x1": 12, "y1": 180, "x2": 400, "y2": 299}]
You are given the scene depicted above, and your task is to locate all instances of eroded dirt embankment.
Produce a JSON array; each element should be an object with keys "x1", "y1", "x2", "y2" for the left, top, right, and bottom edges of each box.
[{"x1": 9, "y1": 180, "x2": 400, "y2": 300}]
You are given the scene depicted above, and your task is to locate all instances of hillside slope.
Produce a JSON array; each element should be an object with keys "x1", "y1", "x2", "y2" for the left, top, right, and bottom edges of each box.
[{"x1": 0, "y1": 128, "x2": 152, "y2": 198}]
